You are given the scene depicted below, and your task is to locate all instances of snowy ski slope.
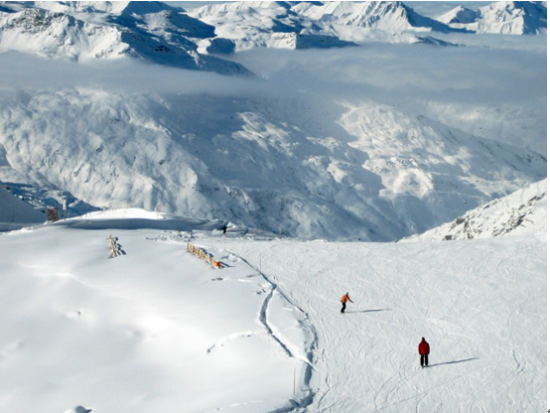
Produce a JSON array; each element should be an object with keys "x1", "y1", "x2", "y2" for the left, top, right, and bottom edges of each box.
[
  {"x1": 0, "y1": 209, "x2": 545, "y2": 413},
  {"x1": 212, "y1": 234, "x2": 546, "y2": 413}
]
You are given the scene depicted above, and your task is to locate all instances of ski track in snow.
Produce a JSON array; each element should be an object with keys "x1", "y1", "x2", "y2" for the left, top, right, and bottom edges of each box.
[{"x1": 224, "y1": 251, "x2": 318, "y2": 412}]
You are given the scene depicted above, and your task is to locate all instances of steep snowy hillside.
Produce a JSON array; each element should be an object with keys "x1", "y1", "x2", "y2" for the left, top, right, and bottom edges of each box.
[
  {"x1": 0, "y1": 2, "x2": 546, "y2": 241},
  {"x1": 438, "y1": 1, "x2": 547, "y2": 35},
  {"x1": 0, "y1": 1, "x2": 250, "y2": 75},
  {"x1": 406, "y1": 179, "x2": 547, "y2": 241},
  {"x1": 0, "y1": 87, "x2": 545, "y2": 241}
]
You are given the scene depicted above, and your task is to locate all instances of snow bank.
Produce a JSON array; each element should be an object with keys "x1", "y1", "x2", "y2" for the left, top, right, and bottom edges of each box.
[
  {"x1": 75, "y1": 208, "x2": 167, "y2": 220},
  {"x1": 57, "y1": 208, "x2": 229, "y2": 232}
]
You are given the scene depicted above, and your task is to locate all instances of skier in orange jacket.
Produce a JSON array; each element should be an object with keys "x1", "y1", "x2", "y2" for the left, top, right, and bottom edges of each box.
[{"x1": 340, "y1": 292, "x2": 353, "y2": 313}]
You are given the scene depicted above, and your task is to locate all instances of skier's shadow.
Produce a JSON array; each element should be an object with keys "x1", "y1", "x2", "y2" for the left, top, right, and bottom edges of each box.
[
  {"x1": 345, "y1": 309, "x2": 391, "y2": 314},
  {"x1": 428, "y1": 357, "x2": 479, "y2": 368}
]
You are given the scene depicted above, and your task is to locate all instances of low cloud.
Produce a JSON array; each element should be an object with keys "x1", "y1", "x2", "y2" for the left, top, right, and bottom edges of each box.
[
  {"x1": 230, "y1": 34, "x2": 546, "y2": 110},
  {"x1": 0, "y1": 32, "x2": 545, "y2": 108},
  {"x1": 0, "y1": 52, "x2": 265, "y2": 95},
  {"x1": 0, "y1": 33, "x2": 545, "y2": 153}
]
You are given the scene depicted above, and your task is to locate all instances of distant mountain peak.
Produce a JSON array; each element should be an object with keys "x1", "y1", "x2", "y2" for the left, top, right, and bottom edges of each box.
[
  {"x1": 437, "y1": 6, "x2": 479, "y2": 25},
  {"x1": 292, "y1": 1, "x2": 465, "y2": 33},
  {"x1": 437, "y1": 1, "x2": 547, "y2": 35}
]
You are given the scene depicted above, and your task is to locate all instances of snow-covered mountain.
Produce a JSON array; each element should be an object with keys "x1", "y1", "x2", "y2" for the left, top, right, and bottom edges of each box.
[
  {"x1": 437, "y1": 1, "x2": 547, "y2": 35},
  {"x1": 189, "y1": 1, "x2": 546, "y2": 52},
  {"x1": 0, "y1": 88, "x2": 545, "y2": 241},
  {"x1": 292, "y1": 1, "x2": 458, "y2": 33},
  {"x1": 189, "y1": 1, "x2": 464, "y2": 51},
  {"x1": 0, "y1": 1, "x2": 546, "y2": 67},
  {"x1": 187, "y1": 1, "x2": 359, "y2": 52},
  {"x1": 0, "y1": 1, "x2": 546, "y2": 241},
  {"x1": 0, "y1": 3, "x2": 546, "y2": 412},
  {"x1": 407, "y1": 178, "x2": 547, "y2": 241},
  {"x1": 437, "y1": 6, "x2": 480, "y2": 25},
  {"x1": 0, "y1": 1, "x2": 251, "y2": 75}
]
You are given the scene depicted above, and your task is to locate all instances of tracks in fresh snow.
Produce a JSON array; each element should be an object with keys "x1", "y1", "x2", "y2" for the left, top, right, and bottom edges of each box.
[
  {"x1": 212, "y1": 237, "x2": 546, "y2": 413},
  {"x1": 228, "y1": 251, "x2": 318, "y2": 412}
]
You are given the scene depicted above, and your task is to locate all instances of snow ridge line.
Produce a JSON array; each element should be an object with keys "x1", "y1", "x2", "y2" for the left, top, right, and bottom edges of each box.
[{"x1": 229, "y1": 251, "x2": 317, "y2": 412}]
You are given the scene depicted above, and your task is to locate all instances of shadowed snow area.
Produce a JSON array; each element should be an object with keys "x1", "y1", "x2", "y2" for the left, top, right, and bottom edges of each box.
[{"x1": 58, "y1": 208, "x2": 228, "y2": 231}]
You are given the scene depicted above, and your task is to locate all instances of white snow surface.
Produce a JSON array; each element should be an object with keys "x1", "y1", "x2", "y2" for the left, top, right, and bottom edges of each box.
[
  {"x1": 0, "y1": 208, "x2": 545, "y2": 412},
  {"x1": 0, "y1": 212, "x2": 314, "y2": 413}
]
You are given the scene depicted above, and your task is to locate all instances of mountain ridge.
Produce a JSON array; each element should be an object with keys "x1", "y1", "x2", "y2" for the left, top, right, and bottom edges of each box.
[
  {"x1": 1, "y1": 1, "x2": 546, "y2": 70},
  {"x1": 0, "y1": 1, "x2": 252, "y2": 75}
]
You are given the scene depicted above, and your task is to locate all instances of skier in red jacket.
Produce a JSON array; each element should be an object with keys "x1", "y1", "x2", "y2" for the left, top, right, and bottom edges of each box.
[
  {"x1": 418, "y1": 337, "x2": 430, "y2": 368},
  {"x1": 340, "y1": 292, "x2": 353, "y2": 313}
]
